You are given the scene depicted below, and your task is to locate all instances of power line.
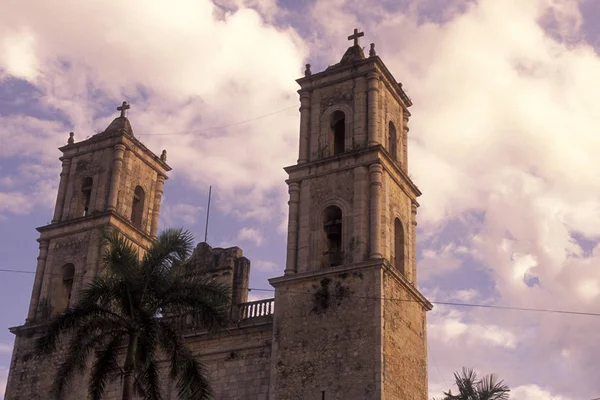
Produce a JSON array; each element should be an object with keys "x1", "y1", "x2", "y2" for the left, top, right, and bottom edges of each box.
[
  {"x1": 2, "y1": 267, "x2": 597, "y2": 318},
  {"x1": 135, "y1": 105, "x2": 297, "y2": 136},
  {"x1": 246, "y1": 287, "x2": 600, "y2": 318}
]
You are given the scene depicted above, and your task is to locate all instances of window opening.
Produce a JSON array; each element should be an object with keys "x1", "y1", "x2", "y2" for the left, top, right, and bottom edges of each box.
[
  {"x1": 61, "y1": 263, "x2": 75, "y2": 310},
  {"x1": 394, "y1": 218, "x2": 405, "y2": 275},
  {"x1": 323, "y1": 206, "x2": 343, "y2": 266},
  {"x1": 131, "y1": 185, "x2": 145, "y2": 229},
  {"x1": 389, "y1": 121, "x2": 397, "y2": 161},
  {"x1": 81, "y1": 177, "x2": 93, "y2": 216},
  {"x1": 330, "y1": 111, "x2": 346, "y2": 155}
]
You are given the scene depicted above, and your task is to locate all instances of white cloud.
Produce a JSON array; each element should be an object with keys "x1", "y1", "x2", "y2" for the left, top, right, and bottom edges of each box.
[
  {"x1": 237, "y1": 227, "x2": 264, "y2": 246},
  {"x1": 0, "y1": 343, "x2": 12, "y2": 354},
  {"x1": 0, "y1": 366, "x2": 7, "y2": 399},
  {"x1": 161, "y1": 202, "x2": 205, "y2": 228},
  {"x1": 512, "y1": 384, "x2": 572, "y2": 400},
  {"x1": 253, "y1": 259, "x2": 278, "y2": 272},
  {"x1": 0, "y1": 0, "x2": 307, "y2": 222}
]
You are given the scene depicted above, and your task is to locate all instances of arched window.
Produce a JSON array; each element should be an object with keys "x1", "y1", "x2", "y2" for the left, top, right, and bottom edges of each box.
[
  {"x1": 60, "y1": 263, "x2": 75, "y2": 311},
  {"x1": 330, "y1": 111, "x2": 346, "y2": 156},
  {"x1": 389, "y1": 121, "x2": 397, "y2": 161},
  {"x1": 131, "y1": 185, "x2": 145, "y2": 229},
  {"x1": 81, "y1": 177, "x2": 93, "y2": 216},
  {"x1": 394, "y1": 218, "x2": 405, "y2": 275},
  {"x1": 323, "y1": 205, "x2": 343, "y2": 266}
]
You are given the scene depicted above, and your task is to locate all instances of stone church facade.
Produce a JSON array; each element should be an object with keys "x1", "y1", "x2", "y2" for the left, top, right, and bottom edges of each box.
[{"x1": 4, "y1": 31, "x2": 432, "y2": 400}]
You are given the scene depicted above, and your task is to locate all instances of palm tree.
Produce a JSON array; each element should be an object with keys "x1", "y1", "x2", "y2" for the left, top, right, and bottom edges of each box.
[
  {"x1": 35, "y1": 228, "x2": 231, "y2": 400},
  {"x1": 439, "y1": 367, "x2": 510, "y2": 400}
]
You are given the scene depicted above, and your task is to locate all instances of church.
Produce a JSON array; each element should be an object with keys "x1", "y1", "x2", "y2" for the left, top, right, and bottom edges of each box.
[{"x1": 4, "y1": 30, "x2": 432, "y2": 400}]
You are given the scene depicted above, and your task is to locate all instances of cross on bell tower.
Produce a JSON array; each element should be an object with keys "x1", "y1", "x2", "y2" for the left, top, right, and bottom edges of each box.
[
  {"x1": 117, "y1": 100, "x2": 130, "y2": 118},
  {"x1": 270, "y1": 27, "x2": 432, "y2": 400},
  {"x1": 347, "y1": 28, "x2": 364, "y2": 46}
]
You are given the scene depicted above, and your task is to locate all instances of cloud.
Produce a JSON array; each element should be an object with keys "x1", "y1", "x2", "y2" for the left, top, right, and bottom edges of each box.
[
  {"x1": 0, "y1": 0, "x2": 307, "y2": 222},
  {"x1": 0, "y1": 343, "x2": 12, "y2": 354},
  {"x1": 161, "y1": 202, "x2": 205, "y2": 228},
  {"x1": 0, "y1": 366, "x2": 7, "y2": 399},
  {"x1": 237, "y1": 227, "x2": 264, "y2": 246},
  {"x1": 253, "y1": 259, "x2": 278, "y2": 272},
  {"x1": 306, "y1": 0, "x2": 600, "y2": 397}
]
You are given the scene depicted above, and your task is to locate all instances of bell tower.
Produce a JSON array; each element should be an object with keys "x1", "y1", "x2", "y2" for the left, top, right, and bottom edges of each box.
[
  {"x1": 270, "y1": 30, "x2": 432, "y2": 399},
  {"x1": 5, "y1": 102, "x2": 170, "y2": 399}
]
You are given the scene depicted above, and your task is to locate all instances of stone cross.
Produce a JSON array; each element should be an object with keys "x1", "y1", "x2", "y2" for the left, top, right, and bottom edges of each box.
[
  {"x1": 347, "y1": 28, "x2": 364, "y2": 46},
  {"x1": 117, "y1": 101, "x2": 130, "y2": 118}
]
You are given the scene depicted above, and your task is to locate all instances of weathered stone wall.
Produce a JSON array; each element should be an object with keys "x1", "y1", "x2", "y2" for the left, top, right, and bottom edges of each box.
[
  {"x1": 381, "y1": 169, "x2": 416, "y2": 283},
  {"x1": 101, "y1": 319, "x2": 273, "y2": 400},
  {"x1": 6, "y1": 318, "x2": 273, "y2": 400},
  {"x1": 271, "y1": 265, "x2": 382, "y2": 400},
  {"x1": 5, "y1": 330, "x2": 90, "y2": 400},
  {"x1": 381, "y1": 268, "x2": 428, "y2": 400}
]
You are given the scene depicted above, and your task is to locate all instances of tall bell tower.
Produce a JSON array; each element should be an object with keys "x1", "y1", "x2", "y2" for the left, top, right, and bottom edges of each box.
[
  {"x1": 270, "y1": 30, "x2": 432, "y2": 399},
  {"x1": 5, "y1": 102, "x2": 171, "y2": 399}
]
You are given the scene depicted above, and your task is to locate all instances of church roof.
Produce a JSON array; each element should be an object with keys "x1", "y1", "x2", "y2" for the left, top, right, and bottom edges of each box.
[
  {"x1": 96, "y1": 115, "x2": 134, "y2": 138},
  {"x1": 326, "y1": 45, "x2": 366, "y2": 70}
]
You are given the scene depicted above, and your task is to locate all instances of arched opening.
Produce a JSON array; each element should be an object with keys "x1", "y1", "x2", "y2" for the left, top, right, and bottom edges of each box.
[
  {"x1": 394, "y1": 218, "x2": 405, "y2": 275},
  {"x1": 131, "y1": 185, "x2": 145, "y2": 229},
  {"x1": 59, "y1": 263, "x2": 75, "y2": 312},
  {"x1": 322, "y1": 205, "x2": 343, "y2": 266},
  {"x1": 389, "y1": 121, "x2": 397, "y2": 161},
  {"x1": 330, "y1": 111, "x2": 346, "y2": 156},
  {"x1": 81, "y1": 177, "x2": 93, "y2": 216}
]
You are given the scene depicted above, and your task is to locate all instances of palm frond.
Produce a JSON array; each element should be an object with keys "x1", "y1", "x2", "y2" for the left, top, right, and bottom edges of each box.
[
  {"x1": 35, "y1": 305, "x2": 126, "y2": 357},
  {"x1": 159, "y1": 276, "x2": 230, "y2": 331},
  {"x1": 89, "y1": 335, "x2": 124, "y2": 400},
  {"x1": 51, "y1": 327, "x2": 123, "y2": 399},
  {"x1": 477, "y1": 373, "x2": 510, "y2": 400},
  {"x1": 141, "y1": 229, "x2": 194, "y2": 276},
  {"x1": 158, "y1": 321, "x2": 212, "y2": 400},
  {"x1": 101, "y1": 228, "x2": 141, "y2": 279}
]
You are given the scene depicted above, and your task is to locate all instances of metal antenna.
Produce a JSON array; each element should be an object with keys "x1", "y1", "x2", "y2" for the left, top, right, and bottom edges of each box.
[{"x1": 204, "y1": 186, "x2": 212, "y2": 243}]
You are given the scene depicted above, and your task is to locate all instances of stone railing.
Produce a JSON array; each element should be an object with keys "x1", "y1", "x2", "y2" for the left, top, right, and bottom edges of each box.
[
  {"x1": 236, "y1": 298, "x2": 274, "y2": 321},
  {"x1": 165, "y1": 298, "x2": 275, "y2": 331}
]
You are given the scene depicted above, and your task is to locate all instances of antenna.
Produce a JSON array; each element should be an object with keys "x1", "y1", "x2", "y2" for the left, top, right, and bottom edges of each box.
[{"x1": 204, "y1": 186, "x2": 212, "y2": 243}]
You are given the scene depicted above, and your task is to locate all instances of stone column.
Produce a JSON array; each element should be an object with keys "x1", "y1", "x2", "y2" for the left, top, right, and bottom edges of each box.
[
  {"x1": 402, "y1": 111, "x2": 409, "y2": 172},
  {"x1": 107, "y1": 144, "x2": 126, "y2": 212},
  {"x1": 369, "y1": 163, "x2": 383, "y2": 259},
  {"x1": 52, "y1": 158, "x2": 71, "y2": 223},
  {"x1": 27, "y1": 240, "x2": 49, "y2": 322},
  {"x1": 150, "y1": 175, "x2": 166, "y2": 238},
  {"x1": 410, "y1": 202, "x2": 418, "y2": 283},
  {"x1": 353, "y1": 166, "x2": 369, "y2": 262},
  {"x1": 367, "y1": 72, "x2": 380, "y2": 147},
  {"x1": 284, "y1": 182, "x2": 301, "y2": 275},
  {"x1": 298, "y1": 91, "x2": 311, "y2": 163}
]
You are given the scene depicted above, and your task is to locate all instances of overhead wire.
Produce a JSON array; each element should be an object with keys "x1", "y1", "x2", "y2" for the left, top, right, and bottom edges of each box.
[
  {"x1": 134, "y1": 105, "x2": 298, "y2": 136},
  {"x1": 1, "y1": 268, "x2": 599, "y2": 318}
]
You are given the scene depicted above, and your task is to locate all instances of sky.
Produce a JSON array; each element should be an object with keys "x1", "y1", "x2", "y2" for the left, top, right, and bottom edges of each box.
[{"x1": 1, "y1": 0, "x2": 600, "y2": 398}]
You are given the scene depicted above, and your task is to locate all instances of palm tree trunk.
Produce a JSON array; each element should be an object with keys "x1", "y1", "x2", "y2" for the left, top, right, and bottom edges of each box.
[{"x1": 121, "y1": 335, "x2": 138, "y2": 400}]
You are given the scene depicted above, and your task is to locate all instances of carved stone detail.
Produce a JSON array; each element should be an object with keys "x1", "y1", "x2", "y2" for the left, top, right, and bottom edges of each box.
[{"x1": 320, "y1": 88, "x2": 354, "y2": 114}]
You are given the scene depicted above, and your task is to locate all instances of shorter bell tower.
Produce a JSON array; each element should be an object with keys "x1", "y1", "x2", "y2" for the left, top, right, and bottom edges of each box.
[
  {"x1": 270, "y1": 30, "x2": 432, "y2": 400},
  {"x1": 5, "y1": 102, "x2": 170, "y2": 400}
]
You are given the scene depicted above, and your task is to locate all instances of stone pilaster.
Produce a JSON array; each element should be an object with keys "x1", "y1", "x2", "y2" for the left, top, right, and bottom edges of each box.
[
  {"x1": 353, "y1": 76, "x2": 368, "y2": 147},
  {"x1": 353, "y1": 166, "x2": 369, "y2": 262},
  {"x1": 410, "y1": 202, "x2": 418, "y2": 284},
  {"x1": 298, "y1": 91, "x2": 311, "y2": 164},
  {"x1": 284, "y1": 182, "x2": 301, "y2": 275},
  {"x1": 107, "y1": 144, "x2": 126, "y2": 212},
  {"x1": 367, "y1": 72, "x2": 380, "y2": 147},
  {"x1": 26, "y1": 239, "x2": 49, "y2": 322},
  {"x1": 150, "y1": 175, "x2": 165, "y2": 238},
  {"x1": 369, "y1": 163, "x2": 383, "y2": 259},
  {"x1": 402, "y1": 111, "x2": 409, "y2": 172},
  {"x1": 52, "y1": 158, "x2": 71, "y2": 223}
]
